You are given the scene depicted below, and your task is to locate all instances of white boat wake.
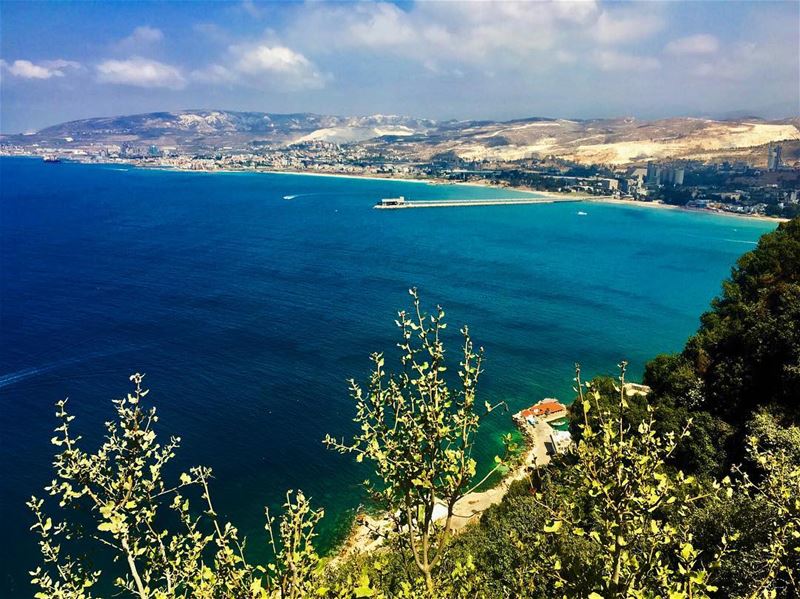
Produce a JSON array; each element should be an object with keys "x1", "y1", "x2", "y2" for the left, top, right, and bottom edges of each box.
[{"x1": 0, "y1": 347, "x2": 141, "y2": 390}]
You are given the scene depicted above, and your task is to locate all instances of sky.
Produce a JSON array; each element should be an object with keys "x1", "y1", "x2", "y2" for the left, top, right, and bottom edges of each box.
[{"x1": 1, "y1": 0, "x2": 799, "y2": 133}]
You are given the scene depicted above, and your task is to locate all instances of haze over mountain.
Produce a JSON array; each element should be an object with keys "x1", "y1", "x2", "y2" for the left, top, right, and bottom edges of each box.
[{"x1": 6, "y1": 109, "x2": 800, "y2": 166}]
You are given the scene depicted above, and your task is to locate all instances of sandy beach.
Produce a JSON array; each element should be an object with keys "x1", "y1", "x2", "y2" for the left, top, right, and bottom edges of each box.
[{"x1": 586, "y1": 196, "x2": 789, "y2": 223}]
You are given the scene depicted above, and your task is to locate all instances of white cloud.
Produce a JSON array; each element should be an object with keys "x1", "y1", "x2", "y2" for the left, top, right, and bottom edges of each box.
[
  {"x1": 195, "y1": 43, "x2": 327, "y2": 90},
  {"x1": 193, "y1": 23, "x2": 229, "y2": 44},
  {"x1": 235, "y1": 45, "x2": 311, "y2": 75},
  {"x1": 593, "y1": 10, "x2": 665, "y2": 45},
  {"x1": 282, "y1": 0, "x2": 665, "y2": 76},
  {"x1": 344, "y1": 2, "x2": 416, "y2": 48},
  {"x1": 96, "y1": 57, "x2": 186, "y2": 89},
  {"x1": 664, "y1": 34, "x2": 719, "y2": 56},
  {"x1": 551, "y1": 0, "x2": 600, "y2": 24},
  {"x1": 116, "y1": 26, "x2": 164, "y2": 52},
  {"x1": 0, "y1": 58, "x2": 81, "y2": 79},
  {"x1": 127, "y1": 26, "x2": 163, "y2": 44},
  {"x1": 594, "y1": 50, "x2": 660, "y2": 72},
  {"x1": 690, "y1": 41, "x2": 779, "y2": 81}
]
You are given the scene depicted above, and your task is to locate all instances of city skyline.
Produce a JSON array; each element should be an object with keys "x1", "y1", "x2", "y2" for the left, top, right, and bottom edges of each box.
[{"x1": 1, "y1": 0, "x2": 799, "y2": 133}]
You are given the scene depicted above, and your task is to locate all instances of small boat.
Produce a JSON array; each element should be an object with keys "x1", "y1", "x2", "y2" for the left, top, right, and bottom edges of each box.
[
  {"x1": 577, "y1": 211, "x2": 588, "y2": 216},
  {"x1": 42, "y1": 155, "x2": 61, "y2": 163}
]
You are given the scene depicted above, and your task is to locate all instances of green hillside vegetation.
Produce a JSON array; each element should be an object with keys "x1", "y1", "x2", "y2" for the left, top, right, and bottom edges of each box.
[{"x1": 28, "y1": 220, "x2": 800, "y2": 598}]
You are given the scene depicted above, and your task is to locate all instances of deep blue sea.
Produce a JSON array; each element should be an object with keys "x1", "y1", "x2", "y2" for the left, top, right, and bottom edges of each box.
[{"x1": 0, "y1": 157, "x2": 776, "y2": 595}]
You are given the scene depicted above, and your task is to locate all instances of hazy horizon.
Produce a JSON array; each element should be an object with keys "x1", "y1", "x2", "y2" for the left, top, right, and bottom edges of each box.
[{"x1": 2, "y1": 0, "x2": 799, "y2": 133}]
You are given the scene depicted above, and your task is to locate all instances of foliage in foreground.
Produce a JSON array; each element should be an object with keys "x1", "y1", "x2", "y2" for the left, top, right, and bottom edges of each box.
[
  {"x1": 324, "y1": 288, "x2": 502, "y2": 593},
  {"x1": 28, "y1": 373, "x2": 322, "y2": 599},
  {"x1": 29, "y1": 370, "x2": 800, "y2": 599}
]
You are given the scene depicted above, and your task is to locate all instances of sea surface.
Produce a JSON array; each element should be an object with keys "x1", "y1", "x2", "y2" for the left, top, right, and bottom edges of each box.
[{"x1": 0, "y1": 157, "x2": 776, "y2": 594}]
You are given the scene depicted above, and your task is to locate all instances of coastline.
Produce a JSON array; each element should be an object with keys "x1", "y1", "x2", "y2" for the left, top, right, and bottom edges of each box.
[
  {"x1": 585, "y1": 196, "x2": 789, "y2": 223},
  {"x1": 3, "y1": 155, "x2": 787, "y2": 223},
  {"x1": 224, "y1": 168, "x2": 789, "y2": 223},
  {"x1": 127, "y1": 168, "x2": 793, "y2": 224},
  {"x1": 332, "y1": 419, "x2": 554, "y2": 564}
]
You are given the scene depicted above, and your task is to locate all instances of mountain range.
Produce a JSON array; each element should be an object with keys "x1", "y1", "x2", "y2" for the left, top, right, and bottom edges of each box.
[{"x1": 4, "y1": 110, "x2": 799, "y2": 166}]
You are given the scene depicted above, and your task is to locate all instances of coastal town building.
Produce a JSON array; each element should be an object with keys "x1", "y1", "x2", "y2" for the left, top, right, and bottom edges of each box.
[
  {"x1": 546, "y1": 430, "x2": 573, "y2": 455},
  {"x1": 514, "y1": 399, "x2": 567, "y2": 425}
]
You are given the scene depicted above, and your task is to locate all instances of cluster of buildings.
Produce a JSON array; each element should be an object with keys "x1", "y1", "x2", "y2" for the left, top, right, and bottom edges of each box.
[
  {"x1": 2, "y1": 136, "x2": 797, "y2": 218},
  {"x1": 440, "y1": 143, "x2": 798, "y2": 218},
  {"x1": 513, "y1": 399, "x2": 572, "y2": 456}
]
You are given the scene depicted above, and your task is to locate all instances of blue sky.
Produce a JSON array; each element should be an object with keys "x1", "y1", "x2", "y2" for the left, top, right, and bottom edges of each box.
[{"x1": 1, "y1": 0, "x2": 798, "y2": 133}]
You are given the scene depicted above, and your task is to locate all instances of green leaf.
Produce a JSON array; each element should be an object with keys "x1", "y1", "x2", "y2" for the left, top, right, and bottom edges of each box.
[
  {"x1": 544, "y1": 520, "x2": 562, "y2": 533},
  {"x1": 354, "y1": 573, "x2": 374, "y2": 597}
]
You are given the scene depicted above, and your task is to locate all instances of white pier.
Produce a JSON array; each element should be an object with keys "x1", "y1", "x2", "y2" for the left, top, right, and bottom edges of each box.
[{"x1": 374, "y1": 196, "x2": 581, "y2": 209}]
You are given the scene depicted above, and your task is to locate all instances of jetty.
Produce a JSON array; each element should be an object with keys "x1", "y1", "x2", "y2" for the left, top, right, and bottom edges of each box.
[{"x1": 374, "y1": 195, "x2": 582, "y2": 209}]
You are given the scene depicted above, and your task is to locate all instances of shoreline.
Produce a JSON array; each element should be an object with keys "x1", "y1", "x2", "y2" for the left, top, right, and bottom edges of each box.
[
  {"x1": 332, "y1": 419, "x2": 554, "y2": 564},
  {"x1": 585, "y1": 196, "x2": 788, "y2": 223},
  {"x1": 267, "y1": 170, "x2": 787, "y2": 224},
  {"x1": 3, "y1": 155, "x2": 787, "y2": 223},
  {"x1": 157, "y1": 166, "x2": 790, "y2": 223}
]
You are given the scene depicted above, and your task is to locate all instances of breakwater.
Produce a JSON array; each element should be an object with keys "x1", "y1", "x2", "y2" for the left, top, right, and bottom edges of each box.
[{"x1": 374, "y1": 197, "x2": 583, "y2": 209}]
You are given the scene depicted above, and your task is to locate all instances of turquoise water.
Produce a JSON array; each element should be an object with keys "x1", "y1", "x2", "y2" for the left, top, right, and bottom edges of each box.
[{"x1": 0, "y1": 157, "x2": 775, "y2": 594}]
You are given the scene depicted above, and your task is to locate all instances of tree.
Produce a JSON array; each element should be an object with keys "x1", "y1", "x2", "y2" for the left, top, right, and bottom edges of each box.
[
  {"x1": 683, "y1": 218, "x2": 800, "y2": 423},
  {"x1": 28, "y1": 373, "x2": 322, "y2": 599},
  {"x1": 263, "y1": 490, "x2": 324, "y2": 599},
  {"x1": 731, "y1": 438, "x2": 800, "y2": 597},
  {"x1": 535, "y1": 363, "x2": 732, "y2": 598},
  {"x1": 643, "y1": 353, "x2": 704, "y2": 410},
  {"x1": 324, "y1": 289, "x2": 501, "y2": 594}
]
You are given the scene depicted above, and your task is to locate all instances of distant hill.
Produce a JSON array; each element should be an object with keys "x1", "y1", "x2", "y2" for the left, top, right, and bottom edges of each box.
[
  {"x1": 7, "y1": 110, "x2": 437, "y2": 149},
  {"x1": 3, "y1": 109, "x2": 799, "y2": 166},
  {"x1": 395, "y1": 116, "x2": 800, "y2": 165}
]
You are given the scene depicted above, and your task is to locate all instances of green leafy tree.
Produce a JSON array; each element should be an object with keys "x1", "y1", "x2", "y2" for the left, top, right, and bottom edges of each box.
[
  {"x1": 643, "y1": 353, "x2": 704, "y2": 410},
  {"x1": 683, "y1": 218, "x2": 800, "y2": 423},
  {"x1": 535, "y1": 363, "x2": 732, "y2": 598},
  {"x1": 28, "y1": 373, "x2": 322, "y2": 599},
  {"x1": 732, "y1": 438, "x2": 800, "y2": 598},
  {"x1": 746, "y1": 408, "x2": 800, "y2": 464},
  {"x1": 263, "y1": 490, "x2": 324, "y2": 599},
  {"x1": 325, "y1": 289, "x2": 501, "y2": 593}
]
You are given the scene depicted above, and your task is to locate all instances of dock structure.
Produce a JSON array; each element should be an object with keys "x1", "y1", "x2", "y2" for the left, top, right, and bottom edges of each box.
[
  {"x1": 513, "y1": 399, "x2": 573, "y2": 457},
  {"x1": 374, "y1": 196, "x2": 581, "y2": 209}
]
